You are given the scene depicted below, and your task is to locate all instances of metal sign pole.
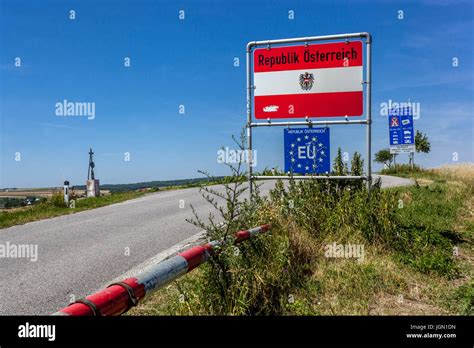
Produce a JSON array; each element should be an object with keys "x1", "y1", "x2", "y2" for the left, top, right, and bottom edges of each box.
[
  {"x1": 365, "y1": 34, "x2": 372, "y2": 197},
  {"x1": 246, "y1": 43, "x2": 253, "y2": 197}
]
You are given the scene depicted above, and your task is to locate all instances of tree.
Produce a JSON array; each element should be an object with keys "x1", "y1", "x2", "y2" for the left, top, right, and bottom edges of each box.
[
  {"x1": 415, "y1": 130, "x2": 431, "y2": 154},
  {"x1": 351, "y1": 151, "x2": 364, "y2": 176},
  {"x1": 350, "y1": 151, "x2": 364, "y2": 190},
  {"x1": 410, "y1": 130, "x2": 431, "y2": 166},
  {"x1": 374, "y1": 148, "x2": 394, "y2": 168},
  {"x1": 333, "y1": 147, "x2": 348, "y2": 175}
]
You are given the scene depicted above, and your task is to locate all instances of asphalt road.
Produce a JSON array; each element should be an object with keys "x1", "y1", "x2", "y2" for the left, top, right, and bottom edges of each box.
[{"x1": 0, "y1": 175, "x2": 414, "y2": 315}]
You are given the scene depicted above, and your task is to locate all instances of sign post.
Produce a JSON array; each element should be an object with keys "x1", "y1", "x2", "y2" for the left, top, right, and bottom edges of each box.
[
  {"x1": 389, "y1": 107, "x2": 415, "y2": 154},
  {"x1": 63, "y1": 180, "x2": 69, "y2": 206},
  {"x1": 246, "y1": 33, "x2": 372, "y2": 196}
]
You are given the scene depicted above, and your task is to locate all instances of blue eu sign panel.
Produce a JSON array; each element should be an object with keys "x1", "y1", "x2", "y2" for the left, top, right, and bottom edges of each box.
[
  {"x1": 284, "y1": 127, "x2": 330, "y2": 174},
  {"x1": 389, "y1": 107, "x2": 415, "y2": 154}
]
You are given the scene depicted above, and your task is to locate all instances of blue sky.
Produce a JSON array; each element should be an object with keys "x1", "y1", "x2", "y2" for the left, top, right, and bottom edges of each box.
[{"x1": 1, "y1": 0, "x2": 473, "y2": 188}]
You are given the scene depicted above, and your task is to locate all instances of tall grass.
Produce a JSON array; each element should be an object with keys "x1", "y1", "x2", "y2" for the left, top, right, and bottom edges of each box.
[
  {"x1": 433, "y1": 163, "x2": 474, "y2": 187},
  {"x1": 168, "y1": 138, "x2": 446, "y2": 315}
]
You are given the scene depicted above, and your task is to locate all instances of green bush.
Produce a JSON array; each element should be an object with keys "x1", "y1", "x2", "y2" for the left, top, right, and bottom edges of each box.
[
  {"x1": 451, "y1": 283, "x2": 474, "y2": 315},
  {"x1": 186, "y1": 152, "x2": 397, "y2": 314},
  {"x1": 49, "y1": 193, "x2": 67, "y2": 208},
  {"x1": 380, "y1": 163, "x2": 423, "y2": 175},
  {"x1": 185, "y1": 131, "x2": 294, "y2": 315}
]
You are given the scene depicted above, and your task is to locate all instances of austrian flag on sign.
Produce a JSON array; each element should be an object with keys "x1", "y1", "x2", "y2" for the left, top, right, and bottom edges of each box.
[{"x1": 253, "y1": 41, "x2": 363, "y2": 119}]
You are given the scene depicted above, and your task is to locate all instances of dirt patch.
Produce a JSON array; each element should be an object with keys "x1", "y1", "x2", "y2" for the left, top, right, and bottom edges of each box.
[
  {"x1": 416, "y1": 178, "x2": 434, "y2": 186},
  {"x1": 401, "y1": 191, "x2": 413, "y2": 205},
  {"x1": 369, "y1": 292, "x2": 448, "y2": 315}
]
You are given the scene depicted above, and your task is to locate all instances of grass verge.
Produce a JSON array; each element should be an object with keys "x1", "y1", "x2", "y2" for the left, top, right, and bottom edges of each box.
[
  {"x1": 0, "y1": 191, "x2": 146, "y2": 229},
  {"x1": 128, "y1": 164, "x2": 473, "y2": 316},
  {"x1": 0, "y1": 177, "x2": 241, "y2": 229}
]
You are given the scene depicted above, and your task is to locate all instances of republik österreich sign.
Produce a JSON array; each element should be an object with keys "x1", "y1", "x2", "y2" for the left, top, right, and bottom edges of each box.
[
  {"x1": 256, "y1": 45, "x2": 359, "y2": 68},
  {"x1": 253, "y1": 41, "x2": 363, "y2": 119}
]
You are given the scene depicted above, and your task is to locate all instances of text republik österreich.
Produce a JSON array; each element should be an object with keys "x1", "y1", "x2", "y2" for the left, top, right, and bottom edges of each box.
[{"x1": 256, "y1": 46, "x2": 358, "y2": 69}]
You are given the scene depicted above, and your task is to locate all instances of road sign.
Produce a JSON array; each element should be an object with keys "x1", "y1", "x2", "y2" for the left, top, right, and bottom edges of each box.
[
  {"x1": 253, "y1": 41, "x2": 363, "y2": 119},
  {"x1": 389, "y1": 107, "x2": 415, "y2": 154},
  {"x1": 284, "y1": 127, "x2": 330, "y2": 174}
]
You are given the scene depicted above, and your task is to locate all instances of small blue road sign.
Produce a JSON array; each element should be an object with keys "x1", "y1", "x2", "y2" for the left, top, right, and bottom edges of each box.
[
  {"x1": 284, "y1": 127, "x2": 330, "y2": 174},
  {"x1": 389, "y1": 107, "x2": 415, "y2": 154}
]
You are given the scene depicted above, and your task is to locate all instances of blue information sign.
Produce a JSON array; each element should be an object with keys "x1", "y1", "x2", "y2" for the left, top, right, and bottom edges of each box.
[
  {"x1": 389, "y1": 107, "x2": 415, "y2": 154},
  {"x1": 284, "y1": 127, "x2": 330, "y2": 174}
]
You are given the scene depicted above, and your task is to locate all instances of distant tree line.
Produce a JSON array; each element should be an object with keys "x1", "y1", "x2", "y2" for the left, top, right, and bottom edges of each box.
[{"x1": 73, "y1": 177, "x2": 225, "y2": 193}]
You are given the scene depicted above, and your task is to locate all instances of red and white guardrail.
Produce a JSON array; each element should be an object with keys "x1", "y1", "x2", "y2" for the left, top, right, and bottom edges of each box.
[{"x1": 53, "y1": 224, "x2": 271, "y2": 316}]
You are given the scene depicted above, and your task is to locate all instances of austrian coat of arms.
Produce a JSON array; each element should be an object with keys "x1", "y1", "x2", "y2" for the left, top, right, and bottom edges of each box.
[{"x1": 299, "y1": 72, "x2": 314, "y2": 91}]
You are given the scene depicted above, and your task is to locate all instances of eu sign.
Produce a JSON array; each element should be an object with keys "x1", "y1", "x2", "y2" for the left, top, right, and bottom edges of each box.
[
  {"x1": 389, "y1": 107, "x2": 415, "y2": 154},
  {"x1": 284, "y1": 128, "x2": 330, "y2": 174}
]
